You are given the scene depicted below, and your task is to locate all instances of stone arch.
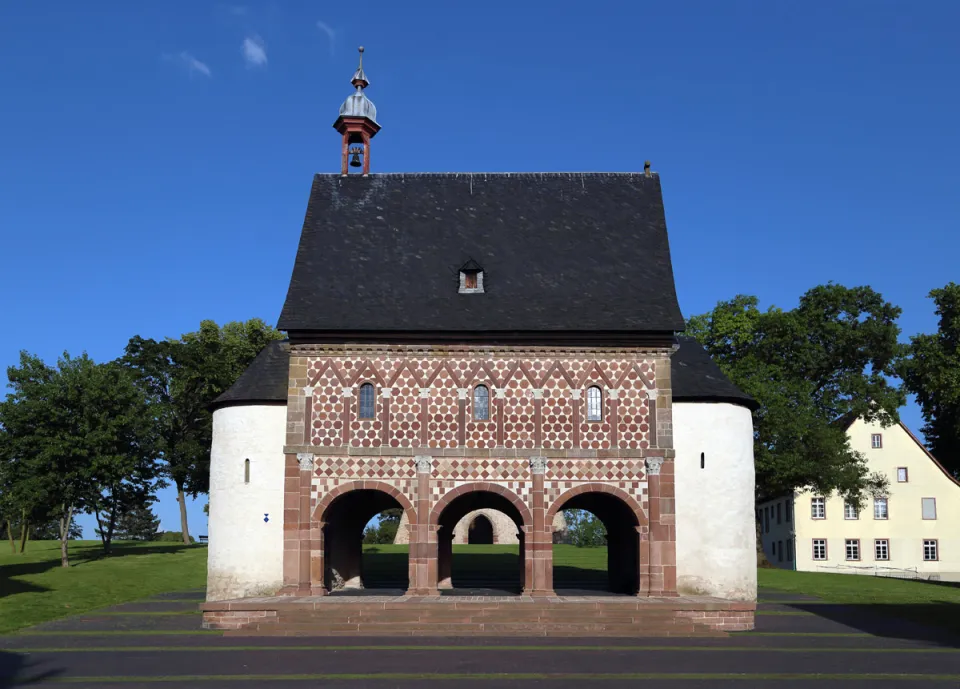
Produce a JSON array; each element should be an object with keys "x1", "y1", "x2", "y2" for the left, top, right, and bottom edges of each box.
[
  {"x1": 545, "y1": 483, "x2": 647, "y2": 528},
  {"x1": 467, "y1": 514, "x2": 494, "y2": 544},
  {"x1": 313, "y1": 480, "x2": 416, "y2": 526},
  {"x1": 429, "y1": 482, "x2": 532, "y2": 529},
  {"x1": 545, "y1": 483, "x2": 647, "y2": 595}
]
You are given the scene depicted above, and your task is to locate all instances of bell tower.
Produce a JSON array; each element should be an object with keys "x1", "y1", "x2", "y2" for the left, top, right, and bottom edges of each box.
[{"x1": 333, "y1": 46, "x2": 381, "y2": 176}]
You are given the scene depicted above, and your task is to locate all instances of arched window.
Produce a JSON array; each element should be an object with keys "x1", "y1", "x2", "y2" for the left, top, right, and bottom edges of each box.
[
  {"x1": 473, "y1": 384, "x2": 489, "y2": 421},
  {"x1": 586, "y1": 386, "x2": 603, "y2": 421},
  {"x1": 244, "y1": 458, "x2": 250, "y2": 484},
  {"x1": 358, "y1": 383, "x2": 375, "y2": 419}
]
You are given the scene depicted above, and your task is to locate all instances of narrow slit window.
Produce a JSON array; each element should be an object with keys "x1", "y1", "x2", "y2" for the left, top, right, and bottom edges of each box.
[
  {"x1": 244, "y1": 458, "x2": 250, "y2": 484},
  {"x1": 586, "y1": 386, "x2": 603, "y2": 421},
  {"x1": 871, "y1": 433, "x2": 883, "y2": 449},
  {"x1": 358, "y1": 383, "x2": 375, "y2": 420},
  {"x1": 473, "y1": 385, "x2": 489, "y2": 421}
]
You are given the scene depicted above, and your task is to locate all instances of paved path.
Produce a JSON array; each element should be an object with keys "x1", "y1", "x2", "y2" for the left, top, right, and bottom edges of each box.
[{"x1": 1, "y1": 588, "x2": 958, "y2": 687}]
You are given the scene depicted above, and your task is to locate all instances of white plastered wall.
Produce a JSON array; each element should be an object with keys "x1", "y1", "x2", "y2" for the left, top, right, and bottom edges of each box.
[
  {"x1": 673, "y1": 402, "x2": 757, "y2": 601},
  {"x1": 206, "y1": 404, "x2": 287, "y2": 601}
]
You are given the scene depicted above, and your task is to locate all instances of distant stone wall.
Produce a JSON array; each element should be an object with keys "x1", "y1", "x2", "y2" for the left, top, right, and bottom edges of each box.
[{"x1": 395, "y1": 509, "x2": 567, "y2": 545}]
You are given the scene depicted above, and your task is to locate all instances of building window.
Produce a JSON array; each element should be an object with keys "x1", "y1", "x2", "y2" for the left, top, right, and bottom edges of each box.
[
  {"x1": 812, "y1": 539, "x2": 827, "y2": 561},
  {"x1": 772, "y1": 541, "x2": 777, "y2": 557},
  {"x1": 923, "y1": 540, "x2": 938, "y2": 561},
  {"x1": 473, "y1": 385, "x2": 489, "y2": 421},
  {"x1": 921, "y1": 497, "x2": 937, "y2": 520},
  {"x1": 244, "y1": 458, "x2": 250, "y2": 484},
  {"x1": 778, "y1": 540, "x2": 784, "y2": 562},
  {"x1": 874, "y1": 497, "x2": 888, "y2": 520},
  {"x1": 844, "y1": 501, "x2": 859, "y2": 520},
  {"x1": 874, "y1": 539, "x2": 889, "y2": 561},
  {"x1": 787, "y1": 540, "x2": 794, "y2": 562},
  {"x1": 786, "y1": 500, "x2": 792, "y2": 523},
  {"x1": 777, "y1": 503, "x2": 782, "y2": 524},
  {"x1": 358, "y1": 383, "x2": 375, "y2": 419},
  {"x1": 764, "y1": 507, "x2": 770, "y2": 533},
  {"x1": 458, "y1": 261, "x2": 484, "y2": 293},
  {"x1": 871, "y1": 433, "x2": 883, "y2": 449},
  {"x1": 845, "y1": 539, "x2": 860, "y2": 561},
  {"x1": 897, "y1": 467, "x2": 908, "y2": 482},
  {"x1": 811, "y1": 497, "x2": 825, "y2": 519},
  {"x1": 586, "y1": 386, "x2": 603, "y2": 421}
]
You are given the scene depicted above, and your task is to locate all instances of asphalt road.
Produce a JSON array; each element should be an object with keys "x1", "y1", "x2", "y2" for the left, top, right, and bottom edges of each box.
[{"x1": 1, "y1": 588, "x2": 958, "y2": 688}]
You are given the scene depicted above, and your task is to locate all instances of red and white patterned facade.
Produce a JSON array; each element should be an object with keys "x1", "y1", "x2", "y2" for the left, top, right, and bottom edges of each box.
[{"x1": 281, "y1": 344, "x2": 679, "y2": 597}]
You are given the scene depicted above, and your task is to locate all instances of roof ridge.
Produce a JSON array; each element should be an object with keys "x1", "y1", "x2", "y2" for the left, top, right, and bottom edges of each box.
[{"x1": 313, "y1": 171, "x2": 659, "y2": 178}]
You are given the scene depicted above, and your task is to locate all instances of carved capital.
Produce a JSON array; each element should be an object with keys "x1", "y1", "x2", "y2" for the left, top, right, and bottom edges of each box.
[
  {"x1": 380, "y1": 388, "x2": 391, "y2": 398},
  {"x1": 646, "y1": 389, "x2": 659, "y2": 401},
  {"x1": 532, "y1": 388, "x2": 543, "y2": 400},
  {"x1": 645, "y1": 456, "x2": 664, "y2": 476},
  {"x1": 570, "y1": 389, "x2": 582, "y2": 400},
  {"x1": 530, "y1": 456, "x2": 548, "y2": 475},
  {"x1": 607, "y1": 388, "x2": 619, "y2": 400},
  {"x1": 414, "y1": 455, "x2": 433, "y2": 474},
  {"x1": 457, "y1": 388, "x2": 469, "y2": 400},
  {"x1": 341, "y1": 387, "x2": 354, "y2": 398},
  {"x1": 303, "y1": 386, "x2": 314, "y2": 397},
  {"x1": 297, "y1": 452, "x2": 315, "y2": 472},
  {"x1": 419, "y1": 388, "x2": 431, "y2": 398},
  {"x1": 495, "y1": 388, "x2": 506, "y2": 399}
]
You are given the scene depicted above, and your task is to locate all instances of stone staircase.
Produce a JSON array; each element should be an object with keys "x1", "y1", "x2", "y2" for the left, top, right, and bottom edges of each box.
[{"x1": 202, "y1": 597, "x2": 754, "y2": 637}]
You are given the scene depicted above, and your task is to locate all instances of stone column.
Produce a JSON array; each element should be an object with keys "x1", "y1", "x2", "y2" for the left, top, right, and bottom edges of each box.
[
  {"x1": 529, "y1": 456, "x2": 552, "y2": 596},
  {"x1": 296, "y1": 452, "x2": 315, "y2": 595},
  {"x1": 409, "y1": 455, "x2": 437, "y2": 595},
  {"x1": 645, "y1": 455, "x2": 677, "y2": 597}
]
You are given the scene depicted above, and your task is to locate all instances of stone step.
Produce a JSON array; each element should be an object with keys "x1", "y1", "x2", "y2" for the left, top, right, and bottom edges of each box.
[{"x1": 227, "y1": 626, "x2": 727, "y2": 638}]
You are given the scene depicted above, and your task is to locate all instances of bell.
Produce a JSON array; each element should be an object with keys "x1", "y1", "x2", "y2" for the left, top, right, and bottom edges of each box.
[{"x1": 350, "y1": 151, "x2": 362, "y2": 168}]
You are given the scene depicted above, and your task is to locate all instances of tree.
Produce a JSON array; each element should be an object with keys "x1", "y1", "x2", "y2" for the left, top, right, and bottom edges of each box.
[
  {"x1": 900, "y1": 283, "x2": 960, "y2": 477},
  {"x1": 363, "y1": 509, "x2": 402, "y2": 544},
  {"x1": 124, "y1": 319, "x2": 284, "y2": 545},
  {"x1": 0, "y1": 352, "x2": 163, "y2": 565},
  {"x1": 114, "y1": 504, "x2": 161, "y2": 541},
  {"x1": 564, "y1": 509, "x2": 607, "y2": 547},
  {"x1": 685, "y1": 284, "x2": 904, "y2": 503}
]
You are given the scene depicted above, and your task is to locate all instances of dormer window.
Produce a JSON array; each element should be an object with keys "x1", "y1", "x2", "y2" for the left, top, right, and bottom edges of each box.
[{"x1": 459, "y1": 260, "x2": 484, "y2": 294}]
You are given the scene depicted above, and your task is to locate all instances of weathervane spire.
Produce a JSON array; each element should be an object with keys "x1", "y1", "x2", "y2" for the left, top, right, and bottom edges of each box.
[{"x1": 351, "y1": 46, "x2": 369, "y2": 89}]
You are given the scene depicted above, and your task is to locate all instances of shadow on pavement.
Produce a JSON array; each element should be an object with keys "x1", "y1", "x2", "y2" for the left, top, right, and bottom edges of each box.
[
  {"x1": 0, "y1": 650, "x2": 63, "y2": 688},
  {"x1": 789, "y1": 602, "x2": 960, "y2": 647}
]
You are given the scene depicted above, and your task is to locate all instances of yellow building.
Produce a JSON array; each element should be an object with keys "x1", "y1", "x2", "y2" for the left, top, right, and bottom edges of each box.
[{"x1": 758, "y1": 416, "x2": 959, "y2": 581}]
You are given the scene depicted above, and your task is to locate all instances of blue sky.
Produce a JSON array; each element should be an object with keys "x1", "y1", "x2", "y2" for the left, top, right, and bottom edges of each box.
[{"x1": 1, "y1": 2, "x2": 958, "y2": 538}]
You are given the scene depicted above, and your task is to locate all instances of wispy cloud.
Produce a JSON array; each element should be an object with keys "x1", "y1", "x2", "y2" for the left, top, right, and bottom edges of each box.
[
  {"x1": 164, "y1": 51, "x2": 212, "y2": 78},
  {"x1": 242, "y1": 35, "x2": 267, "y2": 67},
  {"x1": 316, "y1": 20, "x2": 336, "y2": 56}
]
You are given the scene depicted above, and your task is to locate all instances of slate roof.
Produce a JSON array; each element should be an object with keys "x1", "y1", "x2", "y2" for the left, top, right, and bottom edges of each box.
[
  {"x1": 209, "y1": 341, "x2": 289, "y2": 410},
  {"x1": 211, "y1": 337, "x2": 755, "y2": 411},
  {"x1": 670, "y1": 336, "x2": 757, "y2": 410},
  {"x1": 277, "y1": 173, "x2": 684, "y2": 335}
]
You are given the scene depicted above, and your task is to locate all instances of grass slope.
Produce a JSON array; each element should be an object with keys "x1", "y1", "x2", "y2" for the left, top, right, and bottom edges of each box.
[
  {"x1": 0, "y1": 540, "x2": 206, "y2": 634},
  {"x1": 759, "y1": 568, "x2": 960, "y2": 636},
  {"x1": 3, "y1": 541, "x2": 958, "y2": 636}
]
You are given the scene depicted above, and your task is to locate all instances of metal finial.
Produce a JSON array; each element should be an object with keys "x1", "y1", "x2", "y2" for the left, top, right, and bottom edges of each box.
[
  {"x1": 358, "y1": 46, "x2": 364, "y2": 68},
  {"x1": 644, "y1": 160, "x2": 651, "y2": 177}
]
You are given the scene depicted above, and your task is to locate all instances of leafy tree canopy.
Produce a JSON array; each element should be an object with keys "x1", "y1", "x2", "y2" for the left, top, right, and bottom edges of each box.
[
  {"x1": 684, "y1": 284, "x2": 904, "y2": 502},
  {"x1": 900, "y1": 282, "x2": 960, "y2": 477},
  {"x1": 123, "y1": 318, "x2": 284, "y2": 543}
]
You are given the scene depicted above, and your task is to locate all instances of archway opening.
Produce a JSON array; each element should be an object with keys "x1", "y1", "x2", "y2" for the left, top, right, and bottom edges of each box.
[
  {"x1": 322, "y1": 489, "x2": 410, "y2": 594},
  {"x1": 467, "y1": 514, "x2": 494, "y2": 544},
  {"x1": 436, "y1": 490, "x2": 527, "y2": 595},
  {"x1": 552, "y1": 492, "x2": 640, "y2": 595}
]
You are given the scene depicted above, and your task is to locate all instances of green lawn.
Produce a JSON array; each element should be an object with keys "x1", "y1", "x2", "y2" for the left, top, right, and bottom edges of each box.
[
  {"x1": 4, "y1": 541, "x2": 958, "y2": 637},
  {"x1": 759, "y1": 567, "x2": 960, "y2": 636},
  {"x1": 0, "y1": 540, "x2": 207, "y2": 635}
]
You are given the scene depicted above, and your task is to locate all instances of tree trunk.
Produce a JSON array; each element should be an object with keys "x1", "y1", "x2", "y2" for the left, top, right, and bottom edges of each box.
[
  {"x1": 6, "y1": 520, "x2": 15, "y2": 554},
  {"x1": 177, "y1": 484, "x2": 191, "y2": 545},
  {"x1": 104, "y1": 498, "x2": 119, "y2": 556},
  {"x1": 59, "y1": 505, "x2": 74, "y2": 568},
  {"x1": 18, "y1": 509, "x2": 28, "y2": 554}
]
